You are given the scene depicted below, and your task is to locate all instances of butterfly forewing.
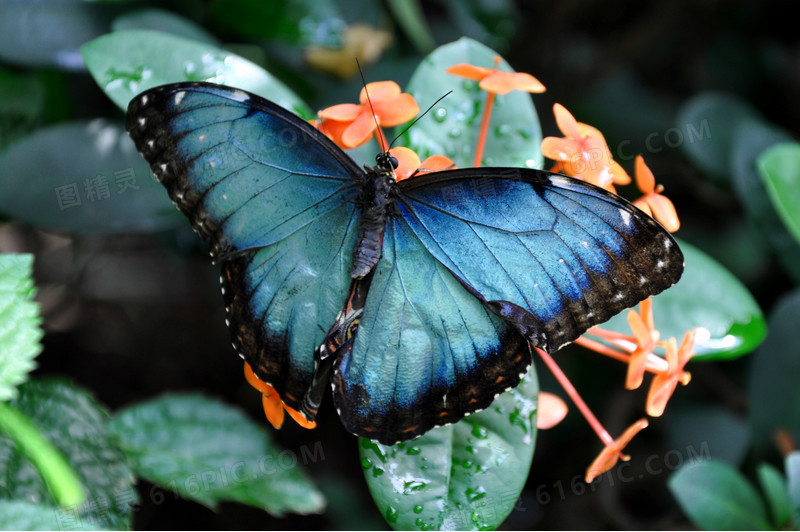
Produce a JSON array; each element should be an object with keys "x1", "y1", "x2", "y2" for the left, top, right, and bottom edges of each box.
[{"x1": 126, "y1": 82, "x2": 364, "y2": 412}]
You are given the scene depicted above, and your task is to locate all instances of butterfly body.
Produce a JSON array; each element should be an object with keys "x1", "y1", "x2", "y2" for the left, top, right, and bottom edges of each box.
[{"x1": 126, "y1": 82, "x2": 683, "y2": 444}]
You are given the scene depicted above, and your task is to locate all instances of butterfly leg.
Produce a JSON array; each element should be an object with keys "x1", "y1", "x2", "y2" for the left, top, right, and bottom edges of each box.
[{"x1": 301, "y1": 271, "x2": 375, "y2": 420}]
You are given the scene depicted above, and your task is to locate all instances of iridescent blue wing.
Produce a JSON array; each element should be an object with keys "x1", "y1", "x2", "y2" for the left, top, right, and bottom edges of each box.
[
  {"x1": 334, "y1": 167, "x2": 682, "y2": 444},
  {"x1": 332, "y1": 216, "x2": 532, "y2": 444},
  {"x1": 396, "y1": 168, "x2": 684, "y2": 353},
  {"x1": 126, "y1": 82, "x2": 362, "y2": 412}
]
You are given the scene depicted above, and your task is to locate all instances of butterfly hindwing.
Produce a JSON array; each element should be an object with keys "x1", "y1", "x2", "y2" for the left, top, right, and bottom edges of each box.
[
  {"x1": 395, "y1": 167, "x2": 684, "y2": 353},
  {"x1": 332, "y1": 216, "x2": 532, "y2": 444},
  {"x1": 126, "y1": 82, "x2": 363, "y2": 411}
]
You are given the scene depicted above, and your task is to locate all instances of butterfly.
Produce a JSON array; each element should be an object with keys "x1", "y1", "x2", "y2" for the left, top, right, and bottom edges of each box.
[{"x1": 126, "y1": 82, "x2": 683, "y2": 445}]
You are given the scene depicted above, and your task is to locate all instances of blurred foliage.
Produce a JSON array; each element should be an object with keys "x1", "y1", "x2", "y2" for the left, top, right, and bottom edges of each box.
[{"x1": 0, "y1": 0, "x2": 798, "y2": 530}]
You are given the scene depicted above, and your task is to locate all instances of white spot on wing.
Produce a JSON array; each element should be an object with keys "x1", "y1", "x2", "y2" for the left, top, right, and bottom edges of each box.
[
  {"x1": 620, "y1": 209, "x2": 632, "y2": 227},
  {"x1": 138, "y1": 117, "x2": 146, "y2": 126},
  {"x1": 231, "y1": 90, "x2": 249, "y2": 102},
  {"x1": 174, "y1": 91, "x2": 186, "y2": 105},
  {"x1": 141, "y1": 95, "x2": 149, "y2": 105}
]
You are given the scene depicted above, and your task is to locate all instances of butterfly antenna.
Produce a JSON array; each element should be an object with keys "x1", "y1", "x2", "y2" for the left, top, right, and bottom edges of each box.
[
  {"x1": 355, "y1": 58, "x2": 388, "y2": 153},
  {"x1": 389, "y1": 91, "x2": 452, "y2": 149}
]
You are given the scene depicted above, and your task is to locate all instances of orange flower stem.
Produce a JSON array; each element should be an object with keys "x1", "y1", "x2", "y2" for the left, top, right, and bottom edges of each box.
[
  {"x1": 472, "y1": 90, "x2": 495, "y2": 168},
  {"x1": 535, "y1": 346, "x2": 615, "y2": 447}
]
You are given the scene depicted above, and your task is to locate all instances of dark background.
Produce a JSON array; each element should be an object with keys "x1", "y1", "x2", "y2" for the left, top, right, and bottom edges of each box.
[{"x1": 1, "y1": 0, "x2": 797, "y2": 529}]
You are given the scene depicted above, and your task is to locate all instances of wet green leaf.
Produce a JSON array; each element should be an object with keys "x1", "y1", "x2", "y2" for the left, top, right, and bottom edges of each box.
[
  {"x1": 360, "y1": 368, "x2": 537, "y2": 530},
  {"x1": 400, "y1": 37, "x2": 542, "y2": 170},
  {"x1": 757, "y1": 462, "x2": 791, "y2": 529},
  {"x1": 81, "y1": 30, "x2": 312, "y2": 118},
  {"x1": 0, "y1": 500, "x2": 104, "y2": 531}
]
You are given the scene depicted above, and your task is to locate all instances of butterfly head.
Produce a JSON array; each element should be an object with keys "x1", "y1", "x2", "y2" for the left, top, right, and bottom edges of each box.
[{"x1": 375, "y1": 152, "x2": 399, "y2": 174}]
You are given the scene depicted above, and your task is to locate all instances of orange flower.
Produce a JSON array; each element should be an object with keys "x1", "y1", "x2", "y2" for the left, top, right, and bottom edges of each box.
[
  {"x1": 445, "y1": 60, "x2": 546, "y2": 95},
  {"x1": 316, "y1": 81, "x2": 419, "y2": 149},
  {"x1": 541, "y1": 104, "x2": 631, "y2": 190},
  {"x1": 625, "y1": 299, "x2": 660, "y2": 390},
  {"x1": 585, "y1": 418, "x2": 649, "y2": 483},
  {"x1": 390, "y1": 146, "x2": 456, "y2": 181},
  {"x1": 632, "y1": 155, "x2": 680, "y2": 232},
  {"x1": 244, "y1": 362, "x2": 316, "y2": 430},
  {"x1": 537, "y1": 392, "x2": 568, "y2": 430},
  {"x1": 447, "y1": 57, "x2": 545, "y2": 167},
  {"x1": 646, "y1": 331, "x2": 695, "y2": 417}
]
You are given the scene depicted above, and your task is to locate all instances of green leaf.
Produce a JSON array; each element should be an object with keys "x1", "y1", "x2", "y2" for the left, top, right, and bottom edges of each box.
[
  {"x1": 209, "y1": 0, "x2": 344, "y2": 47},
  {"x1": 0, "y1": 500, "x2": 104, "y2": 531},
  {"x1": 360, "y1": 369, "x2": 537, "y2": 531},
  {"x1": 81, "y1": 30, "x2": 312, "y2": 118},
  {"x1": 0, "y1": 0, "x2": 114, "y2": 70},
  {"x1": 757, "y1": 463, "x2": 791, "y2": 529},
  {"x1": 599, "y1": 239, "x2": 766, "y2": 361},
  {"x1": 676, "y1": 91, "x2": 758, "y2": 183},
  {"x1": 111, "y1": 8, "x2": 220, "y2": 45},
  {"x1": 669, "y1": 460, "x2": 771, "y2": 530},
  {"x1": 0, "y1": 378, "x2": 137, "y2": 529},
  {"x1": 108, "y1": 393, "x2": 325, "y2": 516},
  {"x1": 0, "y1": 119, "x2": 180, "y2": 235},
  {"x1": 787, "y1": 452, "x2": 800, "y2": 528},
  {"x1": 749, "y1": 289, "x2": 800, "y2": 457},
  {"x1": 400, "y1": 37, "x2": 542, "y2": 170},
  {"x1": 730, "y1": 118, "x2": 800, "y2": 283},
  {"x1": 0, "y1": 254, "x2": 42, "y2": 401},
  {"x1": 758, "y1": 142, "x2": 800, "y2": 247}
]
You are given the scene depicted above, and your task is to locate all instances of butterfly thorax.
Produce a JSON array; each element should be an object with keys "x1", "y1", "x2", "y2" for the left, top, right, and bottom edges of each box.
[{"x1": 350, "y1": 153, "x2": 397, "y2": 279}]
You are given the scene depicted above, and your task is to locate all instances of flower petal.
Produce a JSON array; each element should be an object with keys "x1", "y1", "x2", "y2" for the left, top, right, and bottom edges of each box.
[
  {"x1": 261, "y1": 389, "x2": 285, "y2": 429},
  {"x1": 553, "y1": 103, "x2": 582, "y2": 140},
  {"x1": 537, "y1": 392, "x2": 568, "y2": 429},
  {"x1": 359, "y1": 80, "x2": 401, "y2": 105},
  {"x1": 244, "y1": 362, "x2": 271, "y2": 394},
  {"x1": 390, "y1": 146, "x2": 421, "y2": 181},
  {"x1": 645, "y1": 193, "x2": 680, "y2": 232},
  {"x1": 635, "y1": 154, "x2": 656, "y2": 193},
  {"x1": 625, "y1": 310, "x2": 650, "y2": 389},
  {"x1": 285, "y1": 405, "x2": 317, "y2": 429},
  {"x1": 445, "y1": 63, "x2": 492, "y2": 81},
  {"x1": 585, "y1": 418, "x2": 648, "y2": 482},
  {"x1": 419, "y1": 155, "x2": 456, "y2": 173},
  {"x1": 341, "y1": 110, "x2": 377, "y2": 148},
  {"x1": 608, "y1": 159, "x2": 632, "y2": 185},
  {"x1": 317, "y1": 103, "x2": 362, "y2": 121},
  {"x1": 373, "y1": 93, "x2": 420, "y2": 127},
  {"x1": 541, "y1": 137, "x2": 582, "y2": 162},
  {"x1": 479, "y1": 71, "x2": 545, "y2": 95}
]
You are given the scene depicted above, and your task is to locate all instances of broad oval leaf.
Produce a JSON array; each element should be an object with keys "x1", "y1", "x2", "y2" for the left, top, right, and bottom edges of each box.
[
  {"x1": 108, "y1": 393, "x2": 325, "y2": 516},
  {"x1": 749, "y1": 290, "x2": 800, "y2": 457},
  {"x1": 81, "y1": 30, "x2": 312, "y2": 118},
  {"x1": 399, "y1": 37, "x2": 543, "y2": 170},
  {"x1": 359, "y1": 369, "x2": 537, "y2": 531},
  {"x1": 0, "y1": 119, "x2": 179, "y2": 235},
  {"x1": 0, "y1": 378, "x2": 137, "y2": 530},
  {"x1": 600, "y1": 239, "x2": 766, "y2": 361},
  {"x1": 0, "y1": 254, "x2": 42, "y2": 401},
  {"x1": 669, "y1": 460, "x2": 771, "y2": 530},
  {"x1": 731, "y1": 119, "x2": 800, "y2": 283},
  {"x1": 758, "y1": 142, "x2": 800, "y2": 247}
]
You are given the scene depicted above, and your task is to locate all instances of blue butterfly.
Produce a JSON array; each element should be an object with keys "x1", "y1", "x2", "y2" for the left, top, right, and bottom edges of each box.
[{"x1": 126, "y1": 82, "x2": 683, "y2": 444}]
